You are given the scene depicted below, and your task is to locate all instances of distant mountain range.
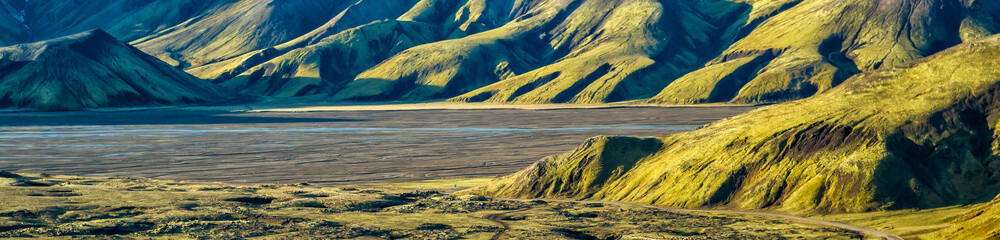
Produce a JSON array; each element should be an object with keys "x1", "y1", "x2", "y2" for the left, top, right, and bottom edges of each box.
[{"x1": 2, "y1": 0, "x2": 996, "y2": 108}]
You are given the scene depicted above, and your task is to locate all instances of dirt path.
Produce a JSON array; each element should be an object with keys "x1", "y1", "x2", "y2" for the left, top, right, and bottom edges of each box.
[
  {"x1": 484, "y1": 209, "x2": 532, "y2": 240},
  {"x1": 493, "y1": 198, "x2": 903, "y2": 240}
]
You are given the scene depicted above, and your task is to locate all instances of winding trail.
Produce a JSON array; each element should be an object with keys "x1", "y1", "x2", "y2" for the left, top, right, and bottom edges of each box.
[
  {"x1": 489, "y1": 198, "x2": 903, "y2": 240},
  {"x1": 484, "y1": 209, "x2": 530, "y2": 240}
]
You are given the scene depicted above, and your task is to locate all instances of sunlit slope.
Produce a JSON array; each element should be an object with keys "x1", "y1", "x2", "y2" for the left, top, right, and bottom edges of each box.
[
  {"x1": 7, "y1": 0, "x2": 1000, "y2": 105},
  {"x1": 471, "y1": 35, "x2": 1000, "y2": 213},
  {"x1": 450, "y1": 0, "x2": 749, "y2": 104},
  {"x1": 649, "y1": 0, "x2": 1000, "y2": 104},
  {"x1": 333, "y1": 0, "x2": 748, "y2": 102},
  {"x1": 217, "y1": 21, "x2": 439, "y2": 97},
  {"x1": 211, "y1": 0, "x2": 528, "y2": 99},
  {"x1": 0, "y1": 30, "x2": 226, "y2": 110},
  {"x1": 15, "y1": 0, "x2": 223, "y2": 42},
  {"x1": 131, "y1": 0, "x2": 346, "y2": 68},
  {"x1": 930, "y1": 196, "x2": 1000, "y2": 239},
  {"x1": 188, "y1": 0, "x2": 424, "y2": 94}
]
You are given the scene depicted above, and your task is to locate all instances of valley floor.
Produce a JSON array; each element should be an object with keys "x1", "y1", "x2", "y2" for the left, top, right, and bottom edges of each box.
[{"x1": 0, "y1": 105, "x2": 754, "y2": 184}]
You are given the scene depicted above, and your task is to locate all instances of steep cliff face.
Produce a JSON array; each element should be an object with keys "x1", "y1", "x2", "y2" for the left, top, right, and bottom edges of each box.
[
  {"x1": 472, "y1": 35, "x2": 1000, "y2": 213},
  {"x1": 649, "y1": 0, "x2": 1000, "y2": 104},
  {"x1": 0, "y1": 30, "x2": 226, "y2": 110}
]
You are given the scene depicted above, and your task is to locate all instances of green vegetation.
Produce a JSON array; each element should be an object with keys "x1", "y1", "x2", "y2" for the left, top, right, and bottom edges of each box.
[
  {"x1": 0, "y1": 30, "x2": 226, "y2": 110},
  {"x1": 5, "y1": 0, "x2": 999, "y2": 106},
  {"x1": 929, "y1": 196, "x2": 1000, "y2": 239},
  {"x1": 0, "y1": 172, "x2": 864, "y2": 239},
  {"x1": 817, "y1": 196, "x2": 1000, "y2": 239},
  {"x1": 472, "y1": 35, "x2": 1000, "y2": 215},
  {"x1": 650, "y1": 0, "x2": 1000, "y2": 104}
]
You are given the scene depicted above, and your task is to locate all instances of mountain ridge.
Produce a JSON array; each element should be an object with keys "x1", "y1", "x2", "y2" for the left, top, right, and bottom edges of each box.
[
  {"x1": 0, "y1": 29, "x2": 227, "y2": 110},
  {"x1": 4, "y1": 0, "x2": 997, "y2": 105},
  {"x1": 470, "y1": 33, "x2": 1000, "y2": 214}
]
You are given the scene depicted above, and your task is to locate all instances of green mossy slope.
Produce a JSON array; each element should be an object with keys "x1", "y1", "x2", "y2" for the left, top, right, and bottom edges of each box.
[
  {"x1": 649, "y1": 0, "x2": 1000, "y2": 104},
  {"x1": 217, "y1": 20, "x2": 439, "y2": 97},
  {"x1": 328, "y1": 0, "x2": 540, "y2": 101},
  {"x1": 18, "y1": 0, "x2": 224, "y2": 42},
  {"x1": 929, "y1": 196, "x2": 1000, "y2": 239},
  {"x1": 334, "y1": 0, "x2": 749, "y2": 103},
  {"x1": 472, "y1": 34, "x2": 1000, "y2": 213},
  {"x1": 131, "y1": 0, "x2": 345, "y2": 68},
  {"x1": 451, "y1": 0, "x2": 749, "y2": 104},
  {"x1": 0, "y1": 30, "x2": 226, "y2": 110},
  {"x1": 9, "y1": 0, "x2": 1000, "y2": 104},
  {"x1": 0, "y1": 1, "x2": 28, "y2": 46}
]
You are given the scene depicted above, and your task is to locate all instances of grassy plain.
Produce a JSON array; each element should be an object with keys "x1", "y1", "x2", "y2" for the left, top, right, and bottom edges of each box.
[{"x1": 0, "y1": 172, "x2": 869, "y2": 239}]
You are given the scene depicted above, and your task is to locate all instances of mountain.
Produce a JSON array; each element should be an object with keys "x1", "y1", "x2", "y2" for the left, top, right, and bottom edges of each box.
[
  {"x1": 469, "y1": 34, "x2": 1000, "y2": 213},
  {"x1": 2, "y1": 0, "x2": 998, "y2": 104},
  {"x1": 648, "y1": 0, "x2": 1000, "y2": 104},
  {"x1": 215, "y1": 20, "x2": 438, "y2": 97},
  {"x1": 0, "y1": 0, "x2": 29, "y2": 46},
  {"x1": 4, "y1": 0, "x2": 994, "y2": 105},
  {"x1": 341, "y1": 0, "x2": 749, "y2": 102},
  {"x1": 12, "y1": 0, "x2": 219, "y2": 43},
  {"x1": 205, "y1": 0, "x2": 1000, "y2": 104},
  {"x1": 0, "y1": 30, "x2": 226, "y2": 110},
  {"x1": 130, "y1": 0, "x2": 349, "y2": 68}
]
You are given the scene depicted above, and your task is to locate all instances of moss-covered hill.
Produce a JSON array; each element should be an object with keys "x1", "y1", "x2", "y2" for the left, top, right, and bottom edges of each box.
[
  {"x1": 470, "y1": 34, "x2": 1000, "y2": 213},
  {"x1": 928, "y1": 195, "x2": 1000, "y2": 239},
  {"x1": 649, "y1": 0, "x2": 1000, "y2": 104},
  {"x1": 0, "y1": 30, "x2": 226, "y2": 110},
  {"x1": 6, "y1": 0, "x2": 998, "y2": 104},
  {"x1": 130, "y1": 0, "x2": 373, "y2": 69}
]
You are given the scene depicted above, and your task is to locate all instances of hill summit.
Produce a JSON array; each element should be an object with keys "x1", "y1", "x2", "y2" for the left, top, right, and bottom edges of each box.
[{"x1": 0, "y1": 29, "x2": 226, "y2": 110}]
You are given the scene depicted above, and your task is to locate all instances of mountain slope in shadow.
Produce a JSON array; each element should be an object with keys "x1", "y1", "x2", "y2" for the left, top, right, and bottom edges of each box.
[{"x1": 0, "y1": 30, "x2": 227, "y2": 110}]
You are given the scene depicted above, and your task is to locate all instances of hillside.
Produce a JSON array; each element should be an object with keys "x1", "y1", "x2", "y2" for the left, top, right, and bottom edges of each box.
[
  {"x1": 207, "y1": 0, "x2": 1000, "y2": 104},
  {"x1": 131, "y1": 0, "x2": 348, "y2": 68},
  {"x1": 470, "y1": 34, "x2": 1000, "y2": 213},
  {"x1": 0, "y1": 30, "x2": 226, "y2": 110},
  {"x1": 8, "y1": 0, "x2": 221, "y2": 43},
  {"x1": 4, "y1": 0, "x2": 996, "y2": 104},
  {"x1": 930, "y1": 196, "x2": 1000, "y2": 239},
  {"x1": 215, "y1": 20, "x2": 439, "y2": 97},
  {"x1": 648, "y1": 0, "x2": 1000, "y2": 104}
]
